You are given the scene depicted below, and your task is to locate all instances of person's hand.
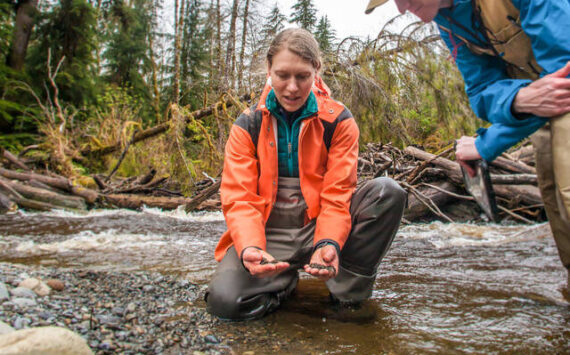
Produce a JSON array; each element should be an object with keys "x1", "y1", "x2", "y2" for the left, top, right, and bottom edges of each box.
[
  {"x1": 512, "y1": 61, "x2": 570, "y2": 118},
  {"x1": 242, "y1": 247, "x2": 289, "y2": 278},
  {"x1": 455, "y1": 136, "x2": 482, "y2": 177},
  {"x1": 303, "y1": 244, "x2": 339, "y2": 281}
]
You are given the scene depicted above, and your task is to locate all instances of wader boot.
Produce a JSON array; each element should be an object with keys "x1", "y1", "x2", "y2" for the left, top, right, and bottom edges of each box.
[
  {"x1": 206, "y1": 177, "x2": 406, "y2": 320},
  {"x1": 531, "y1": 125, "x2": 570, "y2": 272}
]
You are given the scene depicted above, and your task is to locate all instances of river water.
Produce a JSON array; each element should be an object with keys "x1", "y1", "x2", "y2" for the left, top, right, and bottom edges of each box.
[{"x1": 1, "y1": 208, "x2": 569, "y2": 354}]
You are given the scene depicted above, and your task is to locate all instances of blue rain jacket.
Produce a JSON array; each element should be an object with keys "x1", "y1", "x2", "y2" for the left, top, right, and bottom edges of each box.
[{"x1": 434, "y1": 0, "x2": 570, "y2": 161}]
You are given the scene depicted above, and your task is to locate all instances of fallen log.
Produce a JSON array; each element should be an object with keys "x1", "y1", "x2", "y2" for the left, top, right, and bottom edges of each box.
[
  {"x1": 404, "y1": 181, "x2": 465, "y2": 221},
  {"x1": 0, "y1": 177, "x2": 87, "y2": 210},
  {"x1": 111, "y1": 176, "x2": 168, "y2": 194},
  {"x1": 491, "y1": 156, "x2": 535, "y2": 174},
  {"x1": 0, "y1": 167, "x2": 98, "y2": 204},
  {"x1": 185, "y1": 180, "x2": 221, "y2": 212},
  {"x1": 507, "y1": 145, "x2": 535, "y2": 166},
  {"x1": 83, "y1": 93, "x2": 253, "y2": 157},
  {"x1": 403, "y1": 146, "x2": 463, "y2": 184},
  {"x1": 0, "y1": 191, "x2": 16, "y2": 213},
  {"x1": 493, "y1": 184, "x2": 543, "y2": 206},
  {"x1": 490, "y1": 174, "x2": 537, "y2": 185},
  {"x1": 1, "y1": 148, "x2": 30, "y2": 171},
  {"x1": 404, "y1": 146, "x2": 542, "y2": 205}
]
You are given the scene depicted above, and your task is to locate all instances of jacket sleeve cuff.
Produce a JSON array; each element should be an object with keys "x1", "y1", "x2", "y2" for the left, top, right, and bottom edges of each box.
[
  {"x1": 474, "y1": 130, "x2": 496, "y2": 162},
  {"x1": 313, "y1": 239, "x2": 341, "y2": 256}
]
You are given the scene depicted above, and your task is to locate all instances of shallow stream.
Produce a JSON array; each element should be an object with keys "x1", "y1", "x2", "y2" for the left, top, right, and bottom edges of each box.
[{"x1": 1, "y1": 209, "x2": 568, "y2": 354}]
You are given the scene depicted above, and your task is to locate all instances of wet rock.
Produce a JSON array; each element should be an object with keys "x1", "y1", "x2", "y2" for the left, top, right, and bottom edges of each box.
[
  {"x1": 96, "y1": 315, "x2": 122, "y2": 329},
  {"x1": 0, "y1": 282, "x2": 9, "y2": 301},
  {"x1": 46, "y1": 279, "x2": 65, "y2": 291},
  {"x1": 13, "y1": 317, "x2": 31, "y2": 330},
  {"x1": 38, "y1": 311, "x2": 54, "y2": 320},
  {"x1": 0, "y1": 321, "x2": 15, "y2": 336},
  {"x1": 112, "y1": 307, "x2": 125, "y2": 316},
  {"x1": 204, "y1": 334, "x2": 220, "y2": 344},
  {"x1": 10, "y1": 287, "x2": 36, "y2": 299},
  {"x1": 19, "y1": 278, "x2": 51, "y2": 297},
  {"x1": 0, "y1": 326, "x2": 93, "y2": 355},
  {"x1": 11, "y1": 297, "x2": 37, "y2": 308}
]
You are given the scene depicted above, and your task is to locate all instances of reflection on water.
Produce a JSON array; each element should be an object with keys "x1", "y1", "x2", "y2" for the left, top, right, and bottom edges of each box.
[{"x1": 0, "y1": 209, "x2": 569, "y2": 353}]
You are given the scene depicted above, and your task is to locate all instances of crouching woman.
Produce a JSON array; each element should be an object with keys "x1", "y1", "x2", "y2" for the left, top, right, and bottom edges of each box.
[{"x1": 206, "y1": 28, "x2": 406, "y2": 320}]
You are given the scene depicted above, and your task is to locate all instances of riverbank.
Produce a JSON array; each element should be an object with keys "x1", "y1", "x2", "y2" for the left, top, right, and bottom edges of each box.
[{"x1": 0, "y1": 262, "x2": 230, "y2": 354}]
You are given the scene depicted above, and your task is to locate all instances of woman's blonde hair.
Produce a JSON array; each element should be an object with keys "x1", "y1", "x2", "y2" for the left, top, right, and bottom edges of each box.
[{"x1": 267, "y1": 28, "x2": 322, "y2": 71}]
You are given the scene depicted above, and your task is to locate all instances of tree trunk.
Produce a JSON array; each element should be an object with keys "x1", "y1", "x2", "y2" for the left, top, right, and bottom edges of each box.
[
  {"x1": 172, "y1": 0, "x2": 185, "y2": 104},
  {"x1": 224, "y1": 0, "x2": 239, "y2": 91},
  {"x1": 215, "y1": 0, "x2": 223, "y2": 88},
  {"x1": 148, "y1": 4, "x2": 162, "y2": 122},
  {"x1": 7, "y1": 0, "x2": 38, "y2": 70},
  {"x1": 0, "y1": 177, "x2": 87, "y2": 210},
  {"x1": 404, "y1": 181, "x2": 464, "y2": 221},
  {"x1": 404, "y1": 146, "x2": 542, "y2": 206},
  {"x1": 0, "y1": 191, "x2": 16, "y2": 213},
  {"x1": 237, "y1": 0, "x2": 250, "y2": 91},
  {"x1": 0, "y1": 167, "x2": 99, "y2": 204}
]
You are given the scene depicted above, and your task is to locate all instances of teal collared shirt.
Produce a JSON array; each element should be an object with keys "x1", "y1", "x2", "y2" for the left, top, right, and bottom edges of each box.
[{"x1": 266, "y1": 89, "x2": 318, "y2": 177}]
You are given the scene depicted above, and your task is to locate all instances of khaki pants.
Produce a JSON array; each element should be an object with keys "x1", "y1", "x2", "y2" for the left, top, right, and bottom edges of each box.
[
  {"x1": 206, "y1": 177, "x2": 406, "y2": 320},
  {"x1": 531, "y1": 119, "x2": 570, "y2": 271}
]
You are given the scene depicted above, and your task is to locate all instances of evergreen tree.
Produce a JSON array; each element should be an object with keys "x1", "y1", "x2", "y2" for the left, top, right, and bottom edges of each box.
[
  {"x1": 261, "y1": 3, "x2": 286, "y2": 43},
  {"x1": 314, "y1": 15, "x2": 336, "y2": 54},
  {"x1": 103, "y1": 0, "x2": 153, "y2": 118},
  {"x1": 290, "y1": 0, "x2": 317, "y2": 32},
  {"x1": 27, "y1": 0, "x2": 98, "y2": 108},
  {"x1": 180, "y1": 0, "x2": 209, "y2": 108}
]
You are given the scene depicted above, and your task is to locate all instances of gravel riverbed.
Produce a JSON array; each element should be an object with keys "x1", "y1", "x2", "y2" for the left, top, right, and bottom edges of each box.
[{"x1": 0, "y1": 262, "x2": 233, "y2": 354}]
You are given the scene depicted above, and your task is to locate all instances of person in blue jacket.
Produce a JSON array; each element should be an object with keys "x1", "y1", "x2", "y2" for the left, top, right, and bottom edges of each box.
[{"x1": 365, "y1": 0, "x2": 570, "y2": 289}]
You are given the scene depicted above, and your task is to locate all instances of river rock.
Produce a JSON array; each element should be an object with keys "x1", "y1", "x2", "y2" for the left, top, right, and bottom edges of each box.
[
  {"x1": 14, "y1": 317, "x2": 31, "y2": 330},
  {"x1": 0, "y1": 326, "x2": 93, "y2": 355},
  {"x1": 46, "y1": 279, "x2": 65, "y2": 292},
  {"x1": 0, "y1": 282, "x2": 9, "y2": 301},
  {"x1": 19, "y1": 278, "x2": 51, "y2": 297},
  {"x1": 10, "y1": 287, "x2": 36, "y2": 299},
  {"x1": 0, "y1": 321, "x2": 15, "y2": 336},
  {"x1": 12, "y1": 297, "x2": 37, "y2": 308}
]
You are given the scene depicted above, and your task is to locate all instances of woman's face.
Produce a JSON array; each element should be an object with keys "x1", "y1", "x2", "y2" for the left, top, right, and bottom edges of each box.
[{"x1": 268, "y1": 49, "x2": 317, "y2": 112}]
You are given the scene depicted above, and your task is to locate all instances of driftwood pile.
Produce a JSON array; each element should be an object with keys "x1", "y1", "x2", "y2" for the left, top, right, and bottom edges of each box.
[
  {"x1": 1, "y1": 141, "x2": 543, "y2": 224},
  {"x1": 358, "y1": 142, "x2": 542, "y2": 224},
  {"x1": 0, "y1": 148, "x2": 221, "y2": 214}
]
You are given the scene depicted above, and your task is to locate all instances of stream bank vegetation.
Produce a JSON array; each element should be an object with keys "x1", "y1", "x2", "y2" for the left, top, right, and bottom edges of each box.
[{"x1": 0, "y1": 1, "x2": 543, "y2": 224}]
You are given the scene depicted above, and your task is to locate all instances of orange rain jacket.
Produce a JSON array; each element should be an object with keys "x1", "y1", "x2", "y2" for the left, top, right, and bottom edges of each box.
[{"x1": 214, "y1": 77, "x2": 359, "y2": 262}]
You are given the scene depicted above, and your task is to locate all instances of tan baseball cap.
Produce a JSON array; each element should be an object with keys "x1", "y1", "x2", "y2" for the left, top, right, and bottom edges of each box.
[{"x1": 365, "y1": 0, "x2": 389, "y2": 14}]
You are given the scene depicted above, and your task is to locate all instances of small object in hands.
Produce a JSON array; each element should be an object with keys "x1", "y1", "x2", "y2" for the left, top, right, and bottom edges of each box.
[
  {"x1": 309, "y1": 263, "x2": 336, "y2": 275},
  {"x1": 260, "y1": 257, "x2": 280, "y2": 265},
  {"x1": 460, "y1": 159, "x2": 499, "y2": 222}
]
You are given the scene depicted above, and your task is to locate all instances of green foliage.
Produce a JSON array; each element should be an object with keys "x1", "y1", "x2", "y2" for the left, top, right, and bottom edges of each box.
[
  {"x1": 326, "y1": 21, "x2": 478, "y2": 153},
  {"x1": 314, "y1": 15, "x2": 336, "y2": 54},
  {"x1": 262, "y1": 3, "x2": 286, "y2": 44},
  {"x1": 290, "y1": 0, "x2": 317, "y2": 32},
  {"x1": 0, "y1": 2, "x2": 13, "y2": 62},
  {"x1": 179, "y1": 0, "x2": 210, "y2": 109},
  {"x1": 0, "y1": 133, "x2": 37, "y2": 152},
  {"x1": 103, "y1": 0, "x2": 153, "y2": 121},
  {"x1": 27, "y1": 0, "x2": 99, "y2": 109}
]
